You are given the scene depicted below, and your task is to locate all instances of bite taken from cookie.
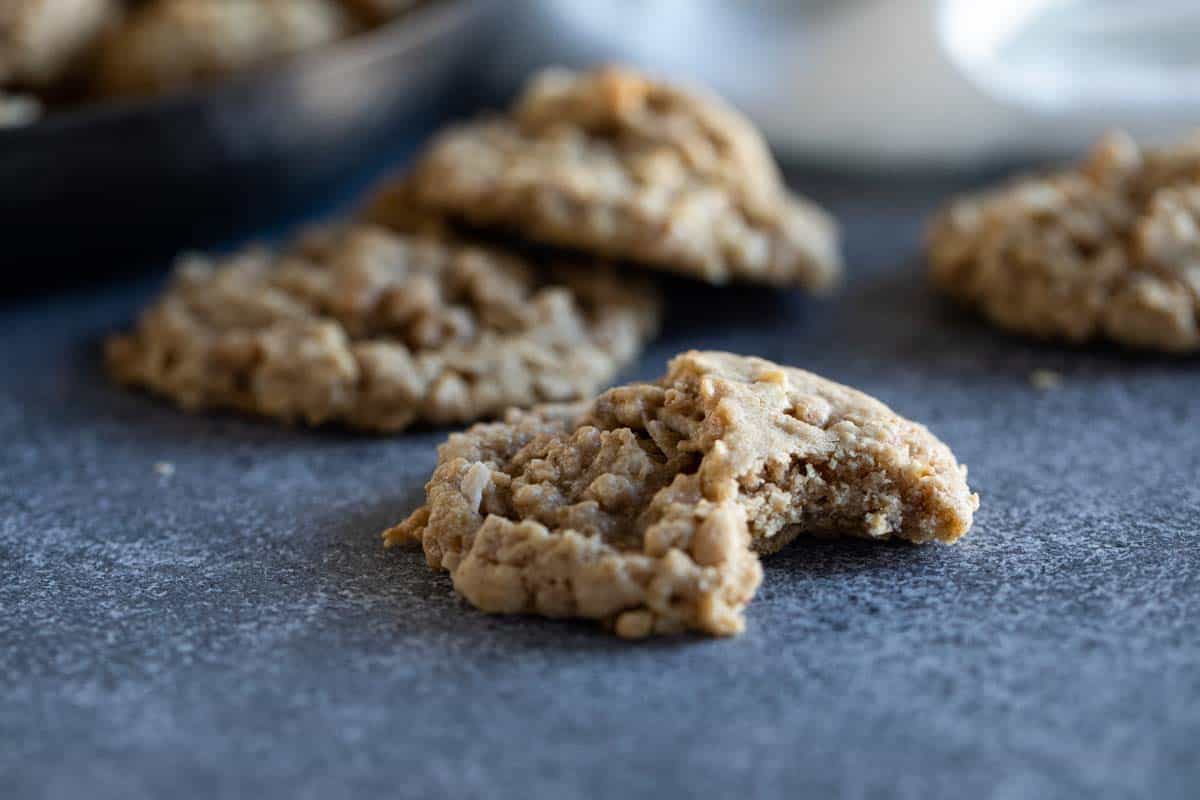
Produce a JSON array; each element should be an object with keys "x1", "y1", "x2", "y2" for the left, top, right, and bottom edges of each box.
[
  {"x1": 387, "y1": 351, "x2": 978, "y2": 638},
  {"x1": 928, "y1": 130, "x2": 1200, "y2": 352},
  {"x1": 378, "y1": 66, "x2": 842, "y2": 289},
  {"x1": 106, "y1": 223, "x2": 660, "y2": 432}
]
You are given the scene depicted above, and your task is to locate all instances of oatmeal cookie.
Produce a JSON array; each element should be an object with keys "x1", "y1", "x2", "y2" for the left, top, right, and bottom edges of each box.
[
  {"x1": 106, "y1": 223, "x2": 661, "y2": 432},
  {"x1": 394, "y1": 66, "x2": 841, "y2": 288},
  {"x1": 97, "y1": 0, "x2": 352, "y2": 96},
  {"x1": 359, "y1": 175, "x2": 454, "y2": 239},
  {"x1": 929, "y1": 130, "x2": 1200, "y2": 352},
  {"x1": 387, "y1": 351, "x2": 978, "y2": 637},
  {"x1": 0, "y1": 0, "x2": 114, "y2": 89}
]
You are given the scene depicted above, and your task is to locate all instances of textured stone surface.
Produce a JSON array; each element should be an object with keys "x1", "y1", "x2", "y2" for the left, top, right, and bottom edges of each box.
[{"x1": 2, "y1": 171, "x2": 1199, "y2": 799}]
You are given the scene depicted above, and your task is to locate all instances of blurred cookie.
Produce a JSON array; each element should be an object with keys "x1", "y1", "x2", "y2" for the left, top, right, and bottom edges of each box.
[
  {"x1": 387, "y1": 350, "x2": 977, "y2": 638},
  {"x1": 396, "y1": 66, "x2": 841, "y2": 288},
  {"x1": 0, "y1": 0, "x2": 115, "y2": 89},
  {"x1": 359, "y1": 175, "x2": 455, "y2": 238},
  {"x1": 98, "y1": 0, "x2": 352, "y2": 96},
  {"x1": 107, "y1": 223, "x2": 661, "y2": 432},
  {"x1": 929, "y1": 130, "x2": 1200, "y2": 352}
]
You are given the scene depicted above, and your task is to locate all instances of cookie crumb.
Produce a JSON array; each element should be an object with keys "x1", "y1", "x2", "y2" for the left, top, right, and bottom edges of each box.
[
  {"x1": 615, "y1": 610, "x2": 655, "y2": 639},
  {"x1": 1029, "y1": 369, "x2": 1063, "y2": 391}
]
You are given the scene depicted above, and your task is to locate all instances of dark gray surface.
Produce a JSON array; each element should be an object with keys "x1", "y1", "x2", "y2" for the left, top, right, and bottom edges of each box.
[{"x1": 3, "y1": 175, "x2": 1198, "y2": 799}]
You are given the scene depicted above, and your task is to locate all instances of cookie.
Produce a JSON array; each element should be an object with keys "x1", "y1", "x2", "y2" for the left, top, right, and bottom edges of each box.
[
  {"x1": 97, "y1": 0, "x2": 352, "y2": 96},
  {"x1": 929, "y1": 130, "x2": 1200, "y2": 352},
  {"x1": 387, "y1": 351, "x2": 978, "y2": 637},
  {"x1": 359, "y1": 175, "x2": 454, "y2": 239},
  {"x1": 0, "y1": 0, "x2": 115, "y2": 89},
  {"x1": 106, "y1": 223, "x2": 661, "y2": 432},
  {"x1": 390, "y1": 66, "x2": 841, "y2": 289}
]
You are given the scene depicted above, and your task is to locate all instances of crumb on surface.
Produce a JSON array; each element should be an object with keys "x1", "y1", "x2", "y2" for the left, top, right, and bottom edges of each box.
[{"x1": 1029, "y1": 369, "x2": 1063, "y2": 391}]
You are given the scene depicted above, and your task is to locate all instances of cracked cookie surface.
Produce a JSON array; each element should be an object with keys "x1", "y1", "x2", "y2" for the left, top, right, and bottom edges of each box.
[
  {"x1": 387, "y1": 351, "x2": 978, "y2": 637},
  {"x1": 106, "y1": 223, "x2": 661, "y2": 432},
  {"x1": 392, "y1": 66, "x2": 841, "y2": 289},
  {"x1": 928, "y1": 130, "x2": 1200, "y2": 352}
]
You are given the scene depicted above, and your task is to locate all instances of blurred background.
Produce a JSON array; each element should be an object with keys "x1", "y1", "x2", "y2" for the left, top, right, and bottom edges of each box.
[{"x1": 5, "y1": 0, "x2": 1200, "y2": 279}]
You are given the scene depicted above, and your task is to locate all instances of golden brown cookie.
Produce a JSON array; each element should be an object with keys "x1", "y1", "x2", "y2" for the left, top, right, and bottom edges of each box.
[
  {"x1": 389, "y1": 66, "x2": 841, "y2": 289},
  {"x1": 107, "y1": 223, "x2": 661, "y2": 432},
  {"x1": 358, "y1": 175, "x2": 454, "y2": 239},
  {"x1": 0, "y1": 0, "x2": 115, "y2": 89},
  {"x1": 97, "y1": 0, "x2": 352, "y2": 96},
  {"x1": 928, "y1": 130, "x2": 1200, "y2": 352},
  {"x1": 387, "y1": 351, "x2": 978, "y2": 638}
]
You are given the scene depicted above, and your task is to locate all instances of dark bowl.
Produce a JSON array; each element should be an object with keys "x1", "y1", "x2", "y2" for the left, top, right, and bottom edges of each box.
[{"x1": 0, "y1": 0, "x2": 496, "y2": 277}]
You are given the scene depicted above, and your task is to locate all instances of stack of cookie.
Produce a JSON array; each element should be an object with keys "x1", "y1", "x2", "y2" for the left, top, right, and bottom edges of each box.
[
  {"x1": 110, "y1": 66, "x2": 989, "y2": 639},
  {"x1": 110, "y1": 66, "x2": 844, "y2": 433}
]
